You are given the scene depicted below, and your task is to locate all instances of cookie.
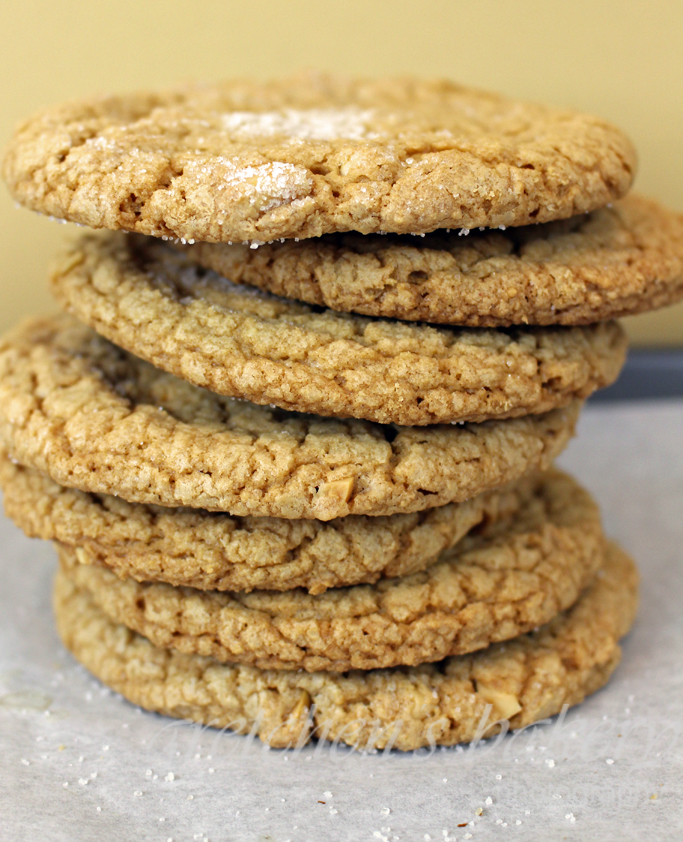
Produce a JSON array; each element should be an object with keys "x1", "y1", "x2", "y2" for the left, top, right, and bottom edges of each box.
[
  {"x1": 181, "y1": 194, "x2": 683, "y2": 326},
  {"x1": 0, "y1": 316, "x2": 580, "y2": 520},
  {"x1": 56, "y1": 469, "x2": 604, "y2": 671},
  {"x1": 0, "y1": 450, "x2": 540, "y2": 594},
  {"x1": 50, "y1": 232, "x2": 626, "y2": 426},
  {"x1": 3, "y1": 73, "x2": 636, "y2": 243},
  {"x1": 53, "y1": 541, "x2": 638, "y2": 751}
]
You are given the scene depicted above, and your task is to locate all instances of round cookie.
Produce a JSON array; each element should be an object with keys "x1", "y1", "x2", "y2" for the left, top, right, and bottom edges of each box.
[
  {"x1": 53, "y1": 541, "x2": 639, "y2": 751},
  {"x1": 0, "y1": 450, "x2": 539, "y2": 594},
  {"x1": 57, "y1": 469, "x2": 605, "y2": 672},
  {"x1": 3, "y1": 73, "x2": 636, "y2": 242},
  {"x1": 181, "y1": 194, "x2": 683, "y2": 326},
  {"x1": 50, "y1": 232, "x2": 626, "y2": 426},
  {"x1": 0, "y1": 315, "x2": 580, "y2": 520}
]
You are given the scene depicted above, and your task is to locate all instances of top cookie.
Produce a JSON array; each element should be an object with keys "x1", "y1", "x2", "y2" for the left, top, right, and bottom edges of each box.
[{"x1": 2, "y1": 73, "x2": 636, "y2": 242}]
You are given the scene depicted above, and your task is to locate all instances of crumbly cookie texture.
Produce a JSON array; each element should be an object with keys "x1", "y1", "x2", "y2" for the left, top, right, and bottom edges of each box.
[
  {"x1": 3, "y1": 73, "x2": 635, "y2": 242},
  {"x1": 50, "y1": 232, "x2": 626, "y2": 426},
  {"x1": 57, "y1": 469, "x2": 604, "y2": 672},
  {"x1": 0, "y1": 316, "x2": 580, "y2": 519},
  {"x1": 183, "y1": 194, "x2": 683, "y2": 326},
  {"x1": 0, "y1": 450, "x2": 540, "y2": 594},
  {"x1": 53, "y1": 541, "x2": 638, "y2": 751}
]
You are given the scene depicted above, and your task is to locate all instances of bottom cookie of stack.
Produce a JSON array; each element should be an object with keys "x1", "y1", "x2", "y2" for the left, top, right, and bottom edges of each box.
[{"x1": 53, "y1": 542, "x2": 638, "y2": 752}]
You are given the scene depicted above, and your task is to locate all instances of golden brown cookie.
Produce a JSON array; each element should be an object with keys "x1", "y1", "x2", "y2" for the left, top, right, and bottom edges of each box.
[
  {"x1": 3, "y1": 73, "x2": 635, "y2": 242},
  {"x1": 50, "y1": 231, "x2": 626, "y2": 426},
  {"x1": 0, "y1": 449, "x2": 541, "y2": 594},
  {"x1": 53, "y1": 541, "x2": 638, "y2": 751},
  {"x1": 0, "y1": 315, "x2": 580, "y2": 520},
  {"x1": 182, "y1": 194, "x2": 683, "y2": 326},
  {"x1": 56, "y1": 469, "x2": 605, "y2": 671}
]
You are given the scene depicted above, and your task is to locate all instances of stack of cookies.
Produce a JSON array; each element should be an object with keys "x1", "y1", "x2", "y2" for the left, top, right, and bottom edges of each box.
[{"x1": 1, "y1": 74, "x2": 682, "y2": 751}]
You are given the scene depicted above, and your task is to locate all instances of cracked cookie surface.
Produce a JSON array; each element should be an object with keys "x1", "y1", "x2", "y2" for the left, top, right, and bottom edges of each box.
[
  {"x1": 0, "y1": 316, "x2": 579, "y2": 519},
  {"x1": 3, "y1": 73, "x2": 635, "y2": 242},
  {"x1": 0, "y1": 449, "x2": 539, "y2": 594},
  {"x1": 53, "y1": 541, "x2": 638, "y2": 750},
  {"x1": 50, "y1": 232, "x2": 626, "y2": 426},
  {"x1": 182, "y1": 194, "x2": 683, "y2": 326},
  {"x1": 57, "y1": 469, "x2": 605, "y2": 671}
]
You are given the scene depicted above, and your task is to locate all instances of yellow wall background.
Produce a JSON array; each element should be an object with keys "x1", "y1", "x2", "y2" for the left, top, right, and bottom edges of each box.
[{"x1": 2, "y1": 0, "x2": 683, "y2": 344}]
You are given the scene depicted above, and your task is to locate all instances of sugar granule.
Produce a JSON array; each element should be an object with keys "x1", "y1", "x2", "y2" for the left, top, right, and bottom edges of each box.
[
  {"x1": 207, "y1": 159, "x2": 312, "y2": 213},
  {"x1": 221, "y1": 108, "x2": 375, "y2": 141}
]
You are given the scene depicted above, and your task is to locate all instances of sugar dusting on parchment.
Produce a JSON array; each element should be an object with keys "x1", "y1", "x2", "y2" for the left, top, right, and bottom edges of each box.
[{"x1": 221, "y1": 108, "x2": 375, "y2": 141}]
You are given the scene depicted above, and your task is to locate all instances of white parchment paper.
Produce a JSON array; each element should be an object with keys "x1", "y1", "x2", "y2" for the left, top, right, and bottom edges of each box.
[{"x1": 1, "y1": 400, "x2": 682, "y2": 841}]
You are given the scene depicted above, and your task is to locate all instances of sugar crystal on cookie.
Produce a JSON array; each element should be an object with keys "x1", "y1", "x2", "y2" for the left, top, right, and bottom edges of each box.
[{"x1": 221, "y1": 107, "x2": 376, "y2": 141}]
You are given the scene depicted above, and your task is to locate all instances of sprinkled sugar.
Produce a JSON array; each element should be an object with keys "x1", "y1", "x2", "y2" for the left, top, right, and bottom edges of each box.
[
  {"x1": 221, "y1": 108, "x2": 375, "y2": 141},
  {"x1": 203, "y1": 159, "x2": 313, "y2": 213}
]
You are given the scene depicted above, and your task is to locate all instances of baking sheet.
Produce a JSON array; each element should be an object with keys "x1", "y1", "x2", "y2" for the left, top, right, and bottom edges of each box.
[{"x1": 2, "y1": 400, "x2": 682, "y2": 841}]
